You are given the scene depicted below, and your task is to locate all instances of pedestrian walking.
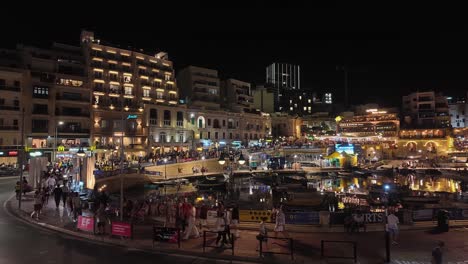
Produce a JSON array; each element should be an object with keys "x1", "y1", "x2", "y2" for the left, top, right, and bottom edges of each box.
[
  {"x1": 96, "y1": 203, "x2": 108, "y2": 235},
  {"x1": 183, "y1": 204, "x2": 200, "y2": 240},
  {"x1": 53, "y1": 184, "x2": 63, "y2": 209},
  {"x1": 72, "y1": 192, "x2": 82, "y2": 222},
  {"x1": 256, "y1": 217, "x2": 268, "y2": 252},
  {"x1": 15, "y1": 181, "x2": 21, "y2": 200},
  {"x1": 231, "y1": 205, "x2": 240, "y2": 238},
  {"x1": 61, "y1": 183, "x2": 69, "y2": 208},
  {"x1": 274, "y1": 205, "x2": 288, "y2": 238},
  {"x1": 431, "y1": 241, "x2": 444, "y2": 264},
  {"x1": 386, "y1": 211, "x2": 400, "y2": 245},
  {"x1": 42, "y1": 187, "x2": 50, "y2": 205},
  {"x1": 215, "y1": 212, "x2": 230, "y2": 247},
  {"x1": 30, "y1": 190, "x2": 43, "y2": 220}
]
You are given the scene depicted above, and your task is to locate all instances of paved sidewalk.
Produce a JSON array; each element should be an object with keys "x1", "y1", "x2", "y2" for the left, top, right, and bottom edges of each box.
[{"x1": 7, "y1": 193, "x2": 468, "y2": 264}]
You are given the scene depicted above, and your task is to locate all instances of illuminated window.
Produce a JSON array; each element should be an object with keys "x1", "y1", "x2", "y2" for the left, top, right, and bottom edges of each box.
[
  {"x1": 208, "y1": 89, "x2": 217, "y2": 95},
  {"x1": 123, "y1": 76, "x2": 132, "y2": 83},
  {"x1": 56, "y1": 79, "x2": 83, "y2": 87},
  {"x1": 143, "y1": 89, "x2": 150, "y2": 97},
  {"x1": 157, "y1": 92, "x2": 164, "y2": 99},
  {"x1": 94, "y1": 71, "x2": 103, "y2": 79},
  {"x1": 124, "y1": 86, "x2": 133, "y2": 95},
  {"x1": 33, "y1": 86, "x2": 48, "y2": 95},
  {"x1": 110, "y1": 84, "x2": 120, "y2": 93}
]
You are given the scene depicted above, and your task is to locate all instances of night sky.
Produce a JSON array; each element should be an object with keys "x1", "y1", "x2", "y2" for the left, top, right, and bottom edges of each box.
[{"x1": 2, "y1": 5, "x2": 468, "y2": 107}]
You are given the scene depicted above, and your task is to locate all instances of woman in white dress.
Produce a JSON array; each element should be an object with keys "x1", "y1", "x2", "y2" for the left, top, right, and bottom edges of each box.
[{"x1": 274, "y1": 205, "x2": 288, "y2": 239}]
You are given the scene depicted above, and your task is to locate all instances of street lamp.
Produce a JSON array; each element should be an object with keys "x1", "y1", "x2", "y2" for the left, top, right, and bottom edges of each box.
[
  {"x1": 163, "y1": 158, "x2": 168, "y2": 179},
  {"x1": 76, "y1": 146, "x2": 86, "y2": 157},
  {"x1": 54, "y1": 121, "x2": 64, "y2": 163},
  {"x1": 113, "y1": 131, "x2": 125, "y2": 221},
  {"x1": 238, "y1": 153, "x2": 246, "y2": 166},
  {"x1": 201, "y1": 156, "x2": 205, "y2": 175},
  {"x1": 218, "y1": 154, "x2": 226, "y2": 165},
  {"x1": 293, "y1": 154, "x2": 298, "y2": 171},
  {"x1": 76, "y1": 146, "x2": 86, "y2": 192},
  {"x1": 384, "y1": 184, "x2": 391, "y2": 262}
]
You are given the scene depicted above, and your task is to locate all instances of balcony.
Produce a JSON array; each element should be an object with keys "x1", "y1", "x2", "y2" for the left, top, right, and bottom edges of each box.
[
  {"x1": 32, "y1": 109, "x2": 48, "y2": 115},
  {"x1": 120, "y1": 56, "x2": 131, "y2": 63},
  {"x1": 31, "y1": 127, "x2": 49, "y2": 133},
  {"x1": 57, "y1": 128, "x2": 90, "y2": 134},
  {"x1": 56, "y1": 95, "x2": 90, "y2": 103},
  {"x1": 149, "y1": 119, "x2": 158, "y2": 125},
  {"x1": 55, "y1": 111, "x2": 90, "y2": 118},
  {"x1": 32, "y1": 94, "x2": 49, "y2": 99},
  {"x1": 163, "y1": 120, "x2": 171, "y2": 126},
  {"x1": 0, "y1": 85, "x2": 20, "y2": 92},
  {"x1": 418, "y1": 97, "x2": 433, "y2": 102},
  {"x1": 176, "y1": 120, "x2": 183, "y2": 127},
  {"x1": 0, "y1": 126, "x2": 19, "y2": 131},
  {"x1": 31, "y1": 72, "x2": 55, "y2": 83},
  {"x1": 91, "y1": 62, "x2": 102, "y2": 68},
  {"x1": 0, "y1": 105, "x2": 20, "y2": 111}
]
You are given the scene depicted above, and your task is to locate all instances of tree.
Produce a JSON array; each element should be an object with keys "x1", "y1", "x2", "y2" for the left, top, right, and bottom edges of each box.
[{"x1": 321, "y1": 121, "x2": 330, "y2": 132}]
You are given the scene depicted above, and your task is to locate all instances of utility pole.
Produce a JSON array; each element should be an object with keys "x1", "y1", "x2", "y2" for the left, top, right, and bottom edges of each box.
[
  {"x1": 18, "y1": 107, "x2": 25, "y2": 210},
  {"x1": 119, "y1": 101, "x2": 125, "y2": 221}
]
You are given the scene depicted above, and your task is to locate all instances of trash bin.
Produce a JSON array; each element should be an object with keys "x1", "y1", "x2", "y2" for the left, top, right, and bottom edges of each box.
[{"x1": 437, "y1": 210, "x2": 449, "y2": 232}]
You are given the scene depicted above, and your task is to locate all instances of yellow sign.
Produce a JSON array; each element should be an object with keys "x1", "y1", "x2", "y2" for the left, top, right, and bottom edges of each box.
[
  {"x1": 239, "y1": 210, "x2": 273, "y2": 223},
  {"x1": 57, "y1": 146, "x2": 65, "y2": 152},
  {"x1": 335, "y1": 116, "x2": 343, "y2": 122},
  {"x1": 24, "y1": 146, "x2": 31, "y2": 152},
  {"x1": 90, "y1": 145, "x2": 96, "y2": 151}
]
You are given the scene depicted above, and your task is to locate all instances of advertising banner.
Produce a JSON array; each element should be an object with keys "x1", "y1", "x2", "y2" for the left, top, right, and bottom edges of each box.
[
  {"x1": 77, "y1": 216, "x2": 94, "y2": 232},
  {"x1": 285, "y1": 212, "x2": 320, "y2": 224},
  {"x1": 412, "y1": 209, "x2": 434, "y2": 221},
  {"x1": 111, "y1": 221, "x2": 132, "y2": 238}
]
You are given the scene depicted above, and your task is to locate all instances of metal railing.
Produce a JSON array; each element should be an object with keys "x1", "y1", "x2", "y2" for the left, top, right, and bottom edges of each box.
[
  {"x1": 321, "y1": 240, "x2": 357, "y2": 263},
  {"x1": 258, "y1": 236, "x2": 293, "y2": 260},
  {"x1": 152, "y1": 226, "x2": 181, "y2": 249},
  {"x1": 0, "y1": 85, "x2": 20, "y2": 92},
  {"x1": 203, "y1": 230, "x2": 234, "y2": 256}
]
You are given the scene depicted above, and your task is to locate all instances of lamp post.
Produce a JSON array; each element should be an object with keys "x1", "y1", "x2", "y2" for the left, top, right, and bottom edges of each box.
[
  {"x1": 54, "y1": 121, "x2": 64, "y2": 163},
  {"x1": 384, "y1": 184, "x2": 391, "y2": 262},
  {"x1": 76, "y1": 146, "x2": 86, "y2": 192},
  {"x1": 293, "y1": 154, "x2": 298, "y2": 171},
  {"x1": 113, "y1": 131, "x2": 125, "y2": 221},
  {"x1": 163, "y1": 158, "x2": 168, "y2": 179},
  {"x1": 201, "y1": 156, "x2": 205, "y2": 175}
]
